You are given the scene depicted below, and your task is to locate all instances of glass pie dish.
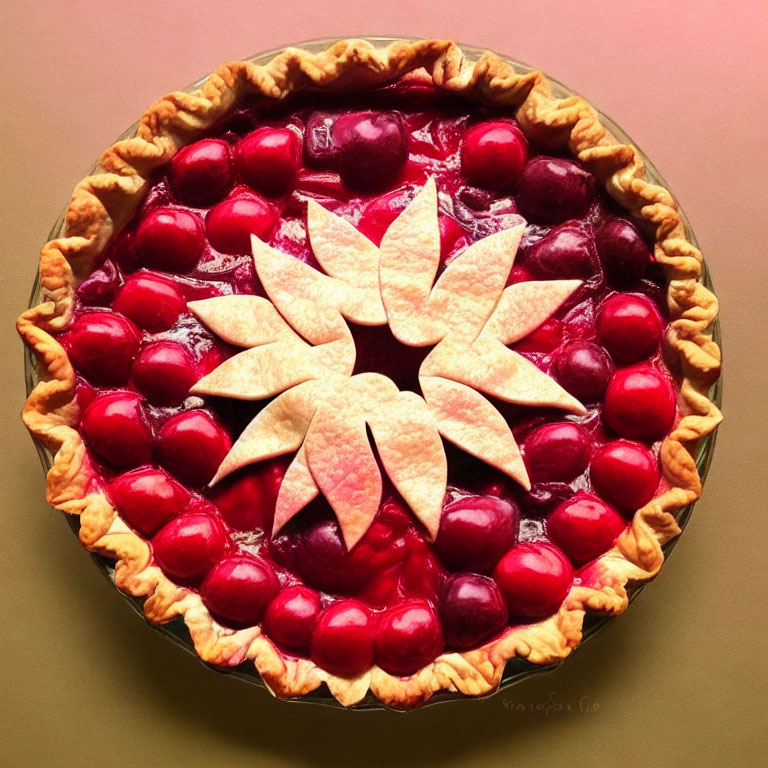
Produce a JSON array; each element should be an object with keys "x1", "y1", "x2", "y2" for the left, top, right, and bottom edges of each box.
[{"x1": 22, "y1": 37, "x2": 722, "y2": 709}]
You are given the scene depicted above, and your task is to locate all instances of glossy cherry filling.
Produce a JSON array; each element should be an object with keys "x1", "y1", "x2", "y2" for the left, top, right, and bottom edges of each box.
[{"x1": 59, "y1": 82, "x2": 681, "y2": 678}]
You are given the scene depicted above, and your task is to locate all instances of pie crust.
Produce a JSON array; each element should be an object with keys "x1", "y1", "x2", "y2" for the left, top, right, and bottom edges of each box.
[{"x1": 18, "y1": 38, "x2": 722, "y2": 709}]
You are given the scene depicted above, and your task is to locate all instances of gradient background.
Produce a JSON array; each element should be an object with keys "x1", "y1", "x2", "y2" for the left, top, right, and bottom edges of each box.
[{"x1": 2, "y1": 2, "x2": 767, "y2": 766}]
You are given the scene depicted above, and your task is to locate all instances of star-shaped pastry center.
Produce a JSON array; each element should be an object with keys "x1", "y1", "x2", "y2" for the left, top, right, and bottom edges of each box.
[{"x1": 189, "y1": 179, "x2": 585, "y2": 549}]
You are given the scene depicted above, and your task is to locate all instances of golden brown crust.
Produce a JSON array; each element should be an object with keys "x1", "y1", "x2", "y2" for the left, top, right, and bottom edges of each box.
[{"x1": 18, "y1": 38, "x2": 722, "y2": 710}]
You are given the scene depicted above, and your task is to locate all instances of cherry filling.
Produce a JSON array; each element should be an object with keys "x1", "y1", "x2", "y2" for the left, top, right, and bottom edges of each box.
[{"x1": 60, "y1": 83, "x2": 682, "y2": 678}]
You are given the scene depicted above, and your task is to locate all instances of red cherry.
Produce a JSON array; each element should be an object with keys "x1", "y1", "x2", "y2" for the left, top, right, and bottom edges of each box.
[
  {"x1": 156, "y1": 410, "x2": 231, "y2": 486},
  {"x1": 435, "y1": 496, "x2": 519, "y2": 573},
  {"x1": 169, "y1": 138, "x2": 233, "y2": 206},
  {"x1": 331, "y1": 111, "x2": 409, "y2": 192},
  {"x1": 595, "y1": 218, "x2": 651, "y2": 286},
  {"x1": 263, "y1": 586, "x2": 322, "y2": 654},
  {"x1": 552, "y1": 341, "x2": 614, "y2": 402},
  {"x1": 132, "y1": 342, "x2": 197, "y2": 406},
  {"x1": 135, "y1": 207, "x2": 204, "y2": 273},
  {"x1": 310, "y1": 600, "x2": 375, "y2": 678},
  {"x1": 201, "y1": 554, "x2": 279, "y2": 628},
  {"x1": 524, "y1": 221, "x2": 597, "y2": 279},
  {"x1": 208, "y1": 461, "x2": 284, "y2": 532},
  {"x1": 514, "y1": 317, "x2": 564, "y2": 353},
  {"x1": 206, "y1": 194, "x2": 278, "y2": 253},
  {"x1": 81, "y1": 392, "x2": 152, "y2": 468},
  {"x1": 77, "y1": 259, "x2": 119, "y2": 305},
  {"x1": 152, "y1": 513, "x2": 229, "y2": 584},
  {"x1": 523, "y1": 422, "x2": 592, "y2": 483},
  {"x1": 109, "y1": 467, "x2": 189, "y2": 536},
  {"x1": 438, "y1": 215, "x2": 466, "y2": 263},
  {"x1": 590, "y1": 440, "x2": 660, "y2": 511},
  {"x1": 112, "y1": 274, "x2": 185, "y2": 332},
  {"x1": 375, "y1": 599, "x2": 443, "y2": 677},
  {"x1": 439, "y1": 573, "x2": 508, "y2": 650},
  {"x1": 604, "y1": 365, "x2": 676, "y2": 442},
  {"x1": 596, "y1": 294, "x2": 664, "y2": 365},
  {"x1": 62, "y1": 312, "x2": 140, "y2": 386},
  {"x1": 506, "y1": 264, "x2": 534, "y2": 285},
  {"x1": 546, "y1": 492, "x2": 627, "y2": 566},
  {"x1": 237, "y1": 127, "x2": 301, "y2": 197},
  {"x1": 356, "y1": 189, "x2": 407, "y2": 245},
  {"x1": 461, "y1": 121, "x2": 528, "y2": 189},
  {"x1": 494, "y1": 541, "x2": 573, "y2": 618},
  {"x1": 515, "y1": 157, "x2": 596, "y2": 224}
]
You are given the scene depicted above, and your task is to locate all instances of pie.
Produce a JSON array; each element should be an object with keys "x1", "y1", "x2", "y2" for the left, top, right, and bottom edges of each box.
[{"x1": 18, "y1": 38, "x2": 722, "y2": 709}]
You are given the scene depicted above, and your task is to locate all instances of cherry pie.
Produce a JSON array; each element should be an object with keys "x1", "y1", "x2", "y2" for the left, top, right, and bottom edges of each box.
[{"x1": 18, "y1": 39, "x2": 722, "y2": 709}]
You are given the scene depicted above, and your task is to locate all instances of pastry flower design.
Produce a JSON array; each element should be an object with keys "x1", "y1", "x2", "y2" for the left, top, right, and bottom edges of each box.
[{"x1": 189, "y1": 179, "x2": 585, "y2": 549}]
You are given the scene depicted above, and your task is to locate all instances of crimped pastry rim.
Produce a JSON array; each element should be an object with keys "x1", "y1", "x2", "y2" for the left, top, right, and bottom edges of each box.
[{"x1": 18, "y1": 38, "x2": 722, "y2": 710}]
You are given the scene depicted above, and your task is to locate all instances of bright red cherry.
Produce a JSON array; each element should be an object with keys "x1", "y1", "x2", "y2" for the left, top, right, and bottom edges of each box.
[
  {"x1": 310, "y1": 600, "x2": 375, "y2": 678},
  {"x1": 438, "y1": 215, "x2": 467, "y2": 263},
  {"x1": 201, "y1": 555, "x2": 280, "y2": 628},
  {"x1": 514, "y1": 317, "x2": 564, "y2": 353},
  {"x1": 236, "y1": 127, "x2": 301, "y2": 197},
  {"x1": 135, "y1": 207, "x2": 204, "y2": 273},
  {"x1": 596, "y1": 294, "x2": 664, "y2": 365},
  {"x1": 435, "y1": 496, "x2": 519, "y2": 573},
  {"x1": 524, "y1": 221, "x2": 597, "y2": 279},
  {"x1": 112, "y1": 274, "x2": 185, "y2": 332},
  {"x1": 62, "y1": 312, "x2": 140, "y2": 386},
  {"x1": 152, "y1": 513, "x2": 229, "y2": 584},
  {"x1": 552, "y1": 341, "x2": 614, "y2": 402},
  {"x1": 263, "y1": 586, "x2": 322, "y2": 654},
  {"x1": 515, "y1": 157, "x2": 596, "y2": 224},
  {"x1": 206, "y1": 194, "x2": 278, "y2": 253},
  {"x1": 169, "y1": 138, "x2": 233, "y2": 205},
  {"x1": 375, "y1": 600, "x2": 444, "y2": 677},
  {"x1": 461, "y1": 121, "x2": 529, "y2": 189},
  {"x1": 547, "y1": 492, "x2": 627, "y2": 566},
  {"x1": 595, "y1": 218, "x2": 651, "y2": 286},
  {"x1": 357, "y1": 189, "x2": 408, "y2": 245},
  {"x1": 156, "y1": 410, "x2": 231, "y2": 486},
  {"x1": 132, "y1": 342, "x2": 197, "y2": 406},
  {"x1": 331, "y1": 111, "x2": 409, "y2": 192},
  {"x1": 81, "y1": 392, "x2": 152, "y2": 468},
  {"x1": 590, "y1": 440, "x2": 660, "y2": 511},
  {"x1": 493, "y1": 541, "x2": 574, "y2": 618},
  {"x1": 604, "y1": 365, "x2": 676, "y2": 443},
  {"x1": 439, "y1": 573, "x2": 508, "y2": 650},
  {"x1": 523, "y1": 422, "x2": 592, "y2": 483},
  {"x1": 109, "y1": 467, "x2": 189, "y2": 537}
]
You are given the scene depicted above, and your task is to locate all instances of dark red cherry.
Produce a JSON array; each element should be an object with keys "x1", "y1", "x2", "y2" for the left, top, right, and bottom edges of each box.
[
  {"x1": 109, "y1": 467, "x2": 189, "y2": 537},
  {"x1": 590, "y1": 440, "x2": 660, "y2": 511},
  {"x1": 461, "y1": 121, "x2": 528, "y2": 189},
  {"x1": 112, "y1": 274, "x2": 185, "y2": 332},
  {"x1": 524, "y1": 221, "x2": 597, "y2": 279},
  {"x1": 135, "y1": 207, "x2": 204, "y2": 273},
  {"x1": 156, "y1": 410, "x2": 231, "y2": 486},
  {"x1": 237, "y1": 127, "x2": 301, "y2": 197},
  {"x1": 523, "y1": 422, "x2": 592, "y2": 483},
  {"x1": 375, "y1": 600, "x2": 443, "y2": 677},
  {"x1": 310, "y1": 600, "x2": 375, "y2": 678},
  {"x1": 515, "y1": 157, "x2": 596, "y2": 224},
  {"x1": 493, "y1": 541, "x2": 574, "y2": 618},
  {"x1": 152, "y1": 513, "x2": 229, "y2": 584},
  {"x1": 604, "y1": 365, "x2": 676, "y2": 442},
  {"x1": 62, "y1": 312, "x2": 140, "y2": 386},
  {"x1": 201, "y1": 555, "x2": 279, "y2": 628},
  {"x1": 132, "y1": 342, "x2": 197, "y2": 406},
  {"x1": 331, "y1": 111, "x2": 409, "y2": 192},
  {"x1": 206, "y1": 194, "x2": 278, "y2": 253},
  {"x1": 439, "y1": 573, "x2": 508, "y2": 650},
  {"x1": 263, "y1": 586, "x2": 322, "y2": 654},
  {"x1": 595, "y1": 218, "x2": 651, "y2": 286},
  {"x1": 552, "y1": 341, "x2": 614, "y2": 402},
  {"x1": 547, "y1": 492, "x2": 627, "y2": 566},
  {"x1": 77, "y1": 259, "x2": 119, "y2": 305},
  {"x1": 169, "y1": 138, "x2": 233, "y2": 205},
  {"x1": 596, "y1": 294, "x2": 664, "y2": 365},
  {"x1": 435, "y1": 496, "x2": 519, "y2": 573},
  {"x1": 81, "y1": 392, "x2": 152, "y2": 468}
]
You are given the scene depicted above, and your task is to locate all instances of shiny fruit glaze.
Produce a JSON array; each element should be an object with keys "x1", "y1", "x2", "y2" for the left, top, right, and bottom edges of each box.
[{"x1": 58, "y1": 80, "x2": 682, "y2": 678}]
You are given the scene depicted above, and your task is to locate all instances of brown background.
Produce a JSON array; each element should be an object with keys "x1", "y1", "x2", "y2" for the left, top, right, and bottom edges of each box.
[{"x1": 2, "y1": 2, "x2": 767, "y2": 766}]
